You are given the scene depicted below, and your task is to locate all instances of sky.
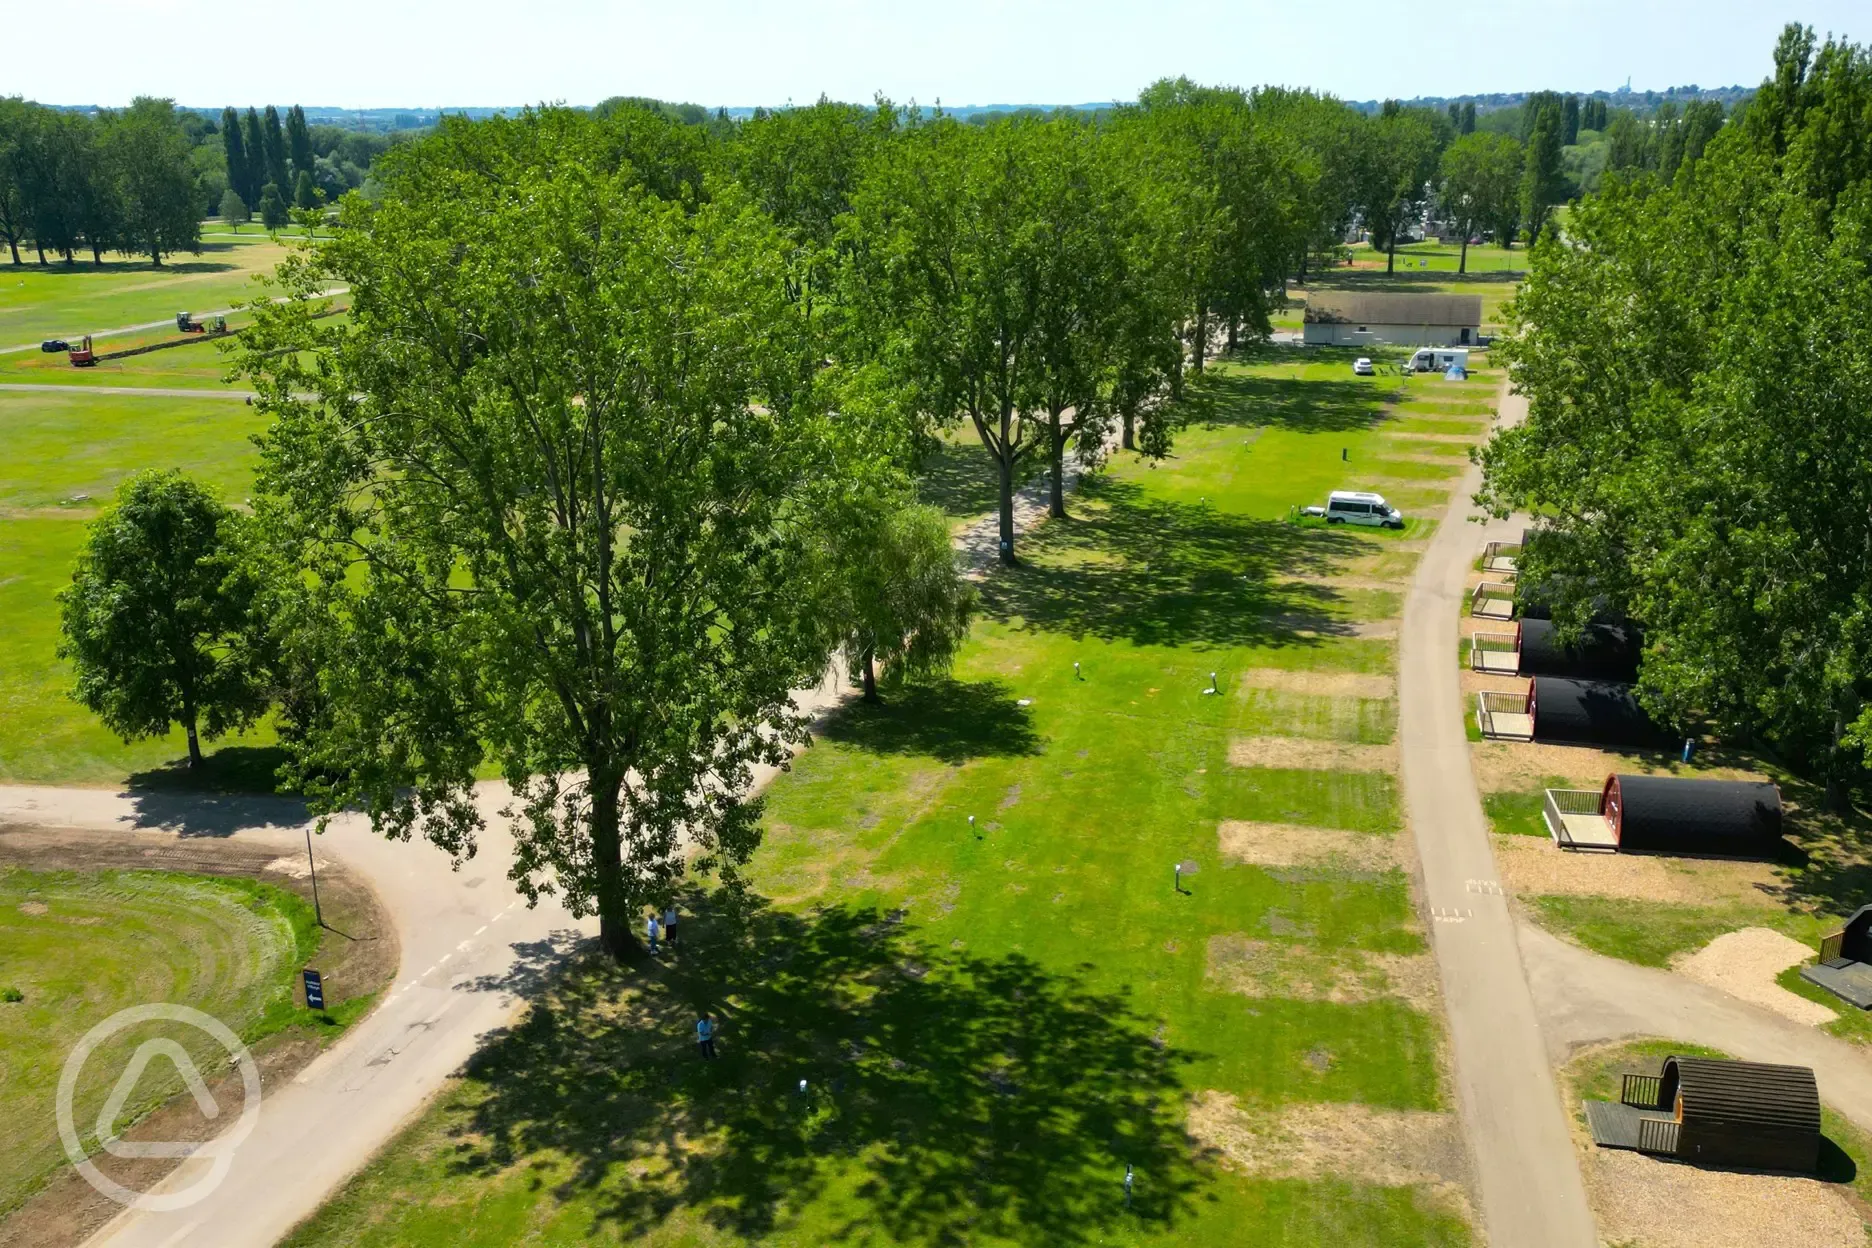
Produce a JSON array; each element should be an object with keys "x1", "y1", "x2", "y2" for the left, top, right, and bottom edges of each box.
[{"x1": 14, "y1": 1, "x2": 1867, "y2": 110}]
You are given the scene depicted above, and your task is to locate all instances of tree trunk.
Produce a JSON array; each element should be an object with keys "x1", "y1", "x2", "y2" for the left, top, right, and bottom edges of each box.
[
  {"x1": 1047, "y1": 409, "x2": 1067, "y2": 520},
  {"x1": 996, "y1": 419, "x2": 1017, "y2": 565},
  {"x1": 1386, "y1": 235, "x2": 1396, "y2": 274},
  {"x1": 862, "y1": 649, "x2": 879, "y2": 703},
  {"x1": 1227, "y1": 316, "x2": 1239, "y2": 354},
  {"x1": 90, "y1": 242, "x2": 103, "y2": 264},
  {"x1": 185, "y1": 716, "x2": 203, "y2": 769},
  {"x1": 590, "y1": 767, "x2": 636, "y2": 961},
  {"x1": 5, "y1": 237, "x2": 18, "y2": 265},
  {"x1": 151, "y1": 248, "x2": 163, "y2": 268},
  {"x1": 1192, "y1": 305, "x2": 1208, "y2": 373},
  {"x1": 1826, "y1": 710, "x2": 1854, "y2": 815},
  {"x1": 1122, "y1": 409, "x2": 1135, "y2": 451},
  {"x1": 1297, "y1": 248, "x2": 1308, "y2": 284},
  {"x1": 1458, "y1": 234, "x2": 1469, "y2": 274}
]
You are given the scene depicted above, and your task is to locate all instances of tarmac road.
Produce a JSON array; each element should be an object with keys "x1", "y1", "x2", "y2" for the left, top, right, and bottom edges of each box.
[{"x1": 1396, "y1": 379, "x2": 1598, "y2": 1246}]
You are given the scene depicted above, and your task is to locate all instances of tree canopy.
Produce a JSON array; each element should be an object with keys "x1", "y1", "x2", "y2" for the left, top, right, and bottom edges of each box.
[
  {"x1": 236, "y1": 109, "x2": 900, "y2": 958},
  {"x1": 1479, "y1": 23, "x2": 1872, "y2": 806}
]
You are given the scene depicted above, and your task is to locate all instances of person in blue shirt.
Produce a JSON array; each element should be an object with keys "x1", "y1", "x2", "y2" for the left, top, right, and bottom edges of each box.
[
  {"x1": 645, "y1": 911, "x2": 660, "y2": 954},
  {"x1": 696, "y1": 1013, "x2": 717, "y2": 1059}
]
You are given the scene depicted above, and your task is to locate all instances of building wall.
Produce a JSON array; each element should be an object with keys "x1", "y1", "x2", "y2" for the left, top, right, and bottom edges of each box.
[{"x1": 1302, "y1": 322, "x2": 1476, "y2": 347}]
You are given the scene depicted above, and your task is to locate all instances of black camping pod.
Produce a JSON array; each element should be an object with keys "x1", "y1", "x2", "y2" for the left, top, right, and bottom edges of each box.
[
  {"x1": 1516, "y1": 618, "x2": 1641, "y2": 682},
  {"x1": 1528, "y1": 677, "x2": 1662, "y2": 746},
  {"x1": 1601, "y1": 774, "x2": 1783, "y2": 854}
]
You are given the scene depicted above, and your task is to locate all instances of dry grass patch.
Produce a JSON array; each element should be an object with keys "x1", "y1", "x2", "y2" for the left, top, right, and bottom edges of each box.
[
  {"x1": 1206, "y1": 936, "x2": 1436, "y2": 1011},
  {"x1": 1492, "y1": 835, "x2": 1780, "y2": 903},
  {"x1": 1469, "y1": 740, "x2": 1767, "y2": 794},
  {"x1": 1219, "y1": 821, "x2": 1400, "y2": 871},
  {"x1": 1458, "y1": 669, "x2": 1528, "y2": 697},
  {"x1": 1237, "y1": 668, "x2": 1395, "y2": 700},
  {"x1": 1228, "y1": 737, "x2": 1394, "y2": 772},
  {"x1": 1188, "y1": 1091, "x2": 1471, "y2": 1203}
]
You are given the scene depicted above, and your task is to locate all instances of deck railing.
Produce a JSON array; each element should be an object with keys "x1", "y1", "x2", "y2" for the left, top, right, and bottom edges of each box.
[
  {"x1": 1470, "y1": 631, "x2": 1518, "y2": 671},
  {"x1": 1637, "y1": 1117, "x2": 1681, "y2": 1155},
  {"x1": 1543, "y1": 788, "x2": 1603, "y2": 845},
  {"x1": 1470, "y1": 581, "x2": 1516, "y2": 618},
  {"x1": 1481, "y1": 541, "x2": 1521, "y2": 574},
  {"x1": 1621, "y1": 1073, "x2": 1663, "y2": 1107},
  {"x1": 1821, "y1": 930, "x2": 1846, "y2": 963},
  {"x1": 1475, "y1": 690, "x2": 1531, "y2": 739}
]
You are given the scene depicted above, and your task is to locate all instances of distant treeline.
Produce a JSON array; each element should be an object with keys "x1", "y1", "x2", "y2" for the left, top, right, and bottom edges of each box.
[{"x1": 0, "y1": 97, "x2": 406, "y2": 265}]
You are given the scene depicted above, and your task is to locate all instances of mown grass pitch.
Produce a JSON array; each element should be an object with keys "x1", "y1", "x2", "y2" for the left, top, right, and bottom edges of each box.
[
  {"x1": 273, "y1": 351, "x2": 1485, "y2": 1248},
  {"x1": 0, "y1": 869, "x2": 314, "y2": 1216}
]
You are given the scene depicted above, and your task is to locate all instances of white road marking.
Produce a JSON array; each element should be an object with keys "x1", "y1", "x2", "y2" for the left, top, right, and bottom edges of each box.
[
  {"x1": 1432, "y1": 906, "x2": 1474, "y2": 923},
  {"x1": 152, "y1": 1221, "x2": 200, "y2": 1248},
  {"x1": 1465, "y1": 879, "x2": 1504, "y2": 896}
]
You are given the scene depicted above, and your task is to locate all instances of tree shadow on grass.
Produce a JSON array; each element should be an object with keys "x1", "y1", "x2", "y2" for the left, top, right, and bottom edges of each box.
[
  {"x1": 451, "y1": 891, "x2": 1210, "y2": 1245},
  {"x1": 815, "y1": 678, "x2": 1043, "y2": 764},
  {"x1": 914, "y1": 437, "x2": 1041, "y2": 523},
  {"x1": 1191, "y1": 368, "x2": 1397, "y2": 434},
  {"x1": 982, "y1": 478, "x2": 1379, "y2": 650}
]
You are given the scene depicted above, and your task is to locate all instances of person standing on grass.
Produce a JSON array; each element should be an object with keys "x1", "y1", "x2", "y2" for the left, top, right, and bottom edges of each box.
[
  {"x1": 663, "y1": 902, "x2": 679, "y2": 948},
  {"x1": 696, "y1": 1013, "x2": 717, "y2": 1059},
  {"x1": 646, "y1": 910, "x2": 660, "y2": 954}
]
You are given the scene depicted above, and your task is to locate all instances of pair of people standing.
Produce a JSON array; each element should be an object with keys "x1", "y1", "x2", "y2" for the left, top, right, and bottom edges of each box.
[{"x1": 644, "y1": 904, "x2": 680, "y2": 953}]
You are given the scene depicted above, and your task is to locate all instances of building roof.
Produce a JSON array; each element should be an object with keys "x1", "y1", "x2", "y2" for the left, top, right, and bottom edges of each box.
[
  {"x1": 1303, "y1": 291, "x2": 1483, "y2": 328},
  {"x1": 1529, "y1": 676, "x2": 1662, "y2": 747},
  {"x1": 1665, "y1": 1057, "x2": 1820, "y2": 1136}
]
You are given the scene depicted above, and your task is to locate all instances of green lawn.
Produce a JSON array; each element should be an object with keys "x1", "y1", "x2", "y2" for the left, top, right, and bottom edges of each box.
[
  {"x1": 1523, "y1": 894, "x2": 1837, "y2": 969},
  {"x1": 0, "y1": 869, "x2": 316, "y2": 1216},
  {"x1": 275, "y1": 347, "x2": 1486, "y2": 1248},
  {"x1": 0, "y1": 237, "x2": 296, "y2": 345},
  {"x1": 1349, "y1": 240, "x2": 1528, "y2": 276},
  {"x1": 0, "y1": 390, "x2": 266, "y2": 506}
]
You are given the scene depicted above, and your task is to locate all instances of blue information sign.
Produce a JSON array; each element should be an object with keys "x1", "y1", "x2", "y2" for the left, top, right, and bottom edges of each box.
[{"x1": 303, "y1": 969, "x2": 325, "y2": 1011}]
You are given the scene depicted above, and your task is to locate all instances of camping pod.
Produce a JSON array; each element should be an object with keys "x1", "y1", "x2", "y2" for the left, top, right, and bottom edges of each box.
[
  {"x1": 1600, "y1": 774, "x2": 1783, "y2": 854},
  {"x1": 1659, "y1": 1057, "x2": 1820, "y2": 1172},
  {"x1": 1589, "y1": 1056, "x2": 1822, "y2": 1172},
  {"x1": 1527, "y1": 677, "x2": 1662, "y2": 747},
  {"x1": 1516, "y1": 618, "x2": 1641, "y2": 682}
]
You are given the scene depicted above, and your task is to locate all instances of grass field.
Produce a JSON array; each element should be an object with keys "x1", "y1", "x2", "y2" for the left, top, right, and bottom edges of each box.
[
  {"x1": 0, "y1": 870, "x2": 315, "y2": 1216},
  {"x1": 274, "y1": 349, "x2": 1486, "y2": 1247},
  {"x1": 0, "y1": 237, "x2": 297, "y2": 345},
  {"x1": 0, "y1": 386, "x2": 278, "y2": 784}
]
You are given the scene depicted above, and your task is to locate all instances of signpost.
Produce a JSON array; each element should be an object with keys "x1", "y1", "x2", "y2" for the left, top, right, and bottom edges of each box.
[{"x1": 302, "y1": 969, "x2": 325, "y2": 1012}]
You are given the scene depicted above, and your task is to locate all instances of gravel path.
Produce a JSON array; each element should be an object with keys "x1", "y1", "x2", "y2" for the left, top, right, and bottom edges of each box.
[{"x1": 1671, "y1": 927, "x2": 1837, "y2": 1026}]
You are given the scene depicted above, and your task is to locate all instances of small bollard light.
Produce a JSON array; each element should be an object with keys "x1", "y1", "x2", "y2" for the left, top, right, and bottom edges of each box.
[
  {"x1": 1683, "y1": 738, "x2": 1696, "y2": 764},
  {"x1": 799, "y1": 1078, "x2": 809, "y2": 1095},
  {"x1": 1073, "y1": 661, "x2": 1081, "y2": 680},
  {"x1": 1341, "y1": 447, "x2": 1348, "y2": 461}
]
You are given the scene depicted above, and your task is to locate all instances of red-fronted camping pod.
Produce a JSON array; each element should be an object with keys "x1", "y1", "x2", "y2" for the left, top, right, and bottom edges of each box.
[{"x1": 1600, "y1": 774, "x2": 1784, "y2": 854}]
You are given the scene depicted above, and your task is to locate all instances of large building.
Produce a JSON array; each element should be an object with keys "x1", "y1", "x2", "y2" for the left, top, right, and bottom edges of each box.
[{"x1": 1302, "y1": 291, "x2": 1483, "y2": 348}]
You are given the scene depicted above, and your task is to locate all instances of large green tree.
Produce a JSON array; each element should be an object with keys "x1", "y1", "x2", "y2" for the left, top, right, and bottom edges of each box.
[
  {"x1": 1438, "y1": 131, "x2": 1522, "y2": 267},
  {"x1": 1479, "y1": 24, "x2": 1872, "y2": 809},
  {"x1": 834, "y1": 504, "x2": 974, "y2": 702},
  {"x1": 1357, "y1": 102, "x2": 1447, "y2": 272},
  {"x1": 58, "y1": 470, "x2": 267, "y2": 769},
  {"x1": 1519, "y1": 99, "x2": 1565, "y2": 238},
  {"x1": 236, "y1": 110, "x2": 893, "y2": 959},
  {"x1": 285, "y1": 104, "x2": 314, "y2": 182},
  {"x1": 103, "y1": 98, "x2": 200, "y2": 265}
]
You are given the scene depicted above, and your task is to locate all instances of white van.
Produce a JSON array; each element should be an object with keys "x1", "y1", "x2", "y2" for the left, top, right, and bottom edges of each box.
[
  {"x1": 1407, "y1": 347, "x2": 1469, "y2": 373},
  {"x1": 1326, "y1": 490, "x2": 1404, "y2": 529}
]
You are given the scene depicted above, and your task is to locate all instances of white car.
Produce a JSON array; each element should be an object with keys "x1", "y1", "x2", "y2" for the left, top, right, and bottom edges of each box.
[
  {"x1": 1352, "y1": 357, "x2": 1375, "y2": 376},
  {"x1": 1326, "y1": 490, "x2": 1404, "y2": 529}
]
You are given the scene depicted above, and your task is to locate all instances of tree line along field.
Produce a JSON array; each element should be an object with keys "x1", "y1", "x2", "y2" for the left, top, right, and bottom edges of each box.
[
  {"x1": 0, "y1": 235, "x2": 296, "y2": 346},
  {"x1": 272, "y1": 353, "x2": 1496, "y2": 1248}
]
